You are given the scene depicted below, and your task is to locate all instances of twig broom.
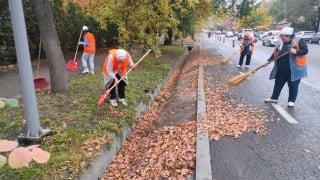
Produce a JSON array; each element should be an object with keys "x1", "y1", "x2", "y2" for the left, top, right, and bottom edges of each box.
[
  {"x1": 226, "y1": 51, "x2": 290, "y2": 88},
  {"x1": 220, "y1": 42, "x2": 252, "y2": 65}
]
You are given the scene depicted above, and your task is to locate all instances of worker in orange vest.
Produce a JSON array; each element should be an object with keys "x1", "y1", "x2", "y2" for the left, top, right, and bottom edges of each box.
[
  {"x1": 238, "y1": 32, "x2": 255, "y2": 68},
  {"x1": 78, "y1": 26, "x2": 96, "y2": 74},
  {"x1": 263, "y1": 27, "x2": 308, "y2": 107},
  {"x1": 103, "y1": 49, "x2": 136, "y2": 107}
]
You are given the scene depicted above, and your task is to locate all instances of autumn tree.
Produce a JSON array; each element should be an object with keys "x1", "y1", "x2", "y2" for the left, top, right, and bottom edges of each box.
[
  {"x1": 33, "y1": 0, "x2": 68, "y2": 93},
  {"x1": 239, "y1": 7, "x2": 272, "y2": 30}
]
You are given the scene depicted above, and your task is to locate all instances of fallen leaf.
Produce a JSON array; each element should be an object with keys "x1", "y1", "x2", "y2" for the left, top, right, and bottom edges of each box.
[{"x1": 304, "y1": 149, "x2": 311, "y2": 153}]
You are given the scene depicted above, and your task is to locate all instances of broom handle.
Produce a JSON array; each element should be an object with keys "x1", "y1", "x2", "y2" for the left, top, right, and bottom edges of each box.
[
  {"x1": 105, "y1": 49, "x2": 152, "y2": 94},
  {"x1": 73, "y1": 30, "x2": 83, "y2": 62},
  {"x1": 36, "y1": 38, "x2": 42, "y2": 77},
  {"x1": 255, "y1": 51, "x2": 290, "y2": 71}
]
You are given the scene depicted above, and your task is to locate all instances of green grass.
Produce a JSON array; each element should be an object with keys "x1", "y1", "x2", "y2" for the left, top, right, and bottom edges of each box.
[{"x1": 0, "y1": 45, "x2": 185, "y2": 179}]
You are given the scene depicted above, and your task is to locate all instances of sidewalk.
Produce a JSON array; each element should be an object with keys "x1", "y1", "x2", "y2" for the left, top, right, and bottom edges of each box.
[{"x1": 0, "y1": 48, "x2": 108, "y2": 98}]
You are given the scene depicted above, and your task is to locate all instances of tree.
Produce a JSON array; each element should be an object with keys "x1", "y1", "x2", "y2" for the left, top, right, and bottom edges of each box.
[
  {"x1": 33, "y1": 0, "x2": 68, "y2": 94},
  {"x1": 239, "y1": 8, "x2": 272, "y2": 30}
]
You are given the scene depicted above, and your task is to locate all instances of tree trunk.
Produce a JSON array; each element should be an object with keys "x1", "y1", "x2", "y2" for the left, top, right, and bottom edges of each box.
[
  {"x1": 33, "y1": 0, "x2": 68, "y2": 93},
  {"x1": 164, "y1": 28, "x2": 173, "y2": 45}
]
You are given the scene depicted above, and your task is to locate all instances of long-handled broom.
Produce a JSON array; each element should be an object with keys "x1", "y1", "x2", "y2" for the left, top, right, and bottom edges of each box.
[
  {"x1": 98, "y1": 49, "x2": 152, "y2": 106},
  {"x1": 226, "y1": 51, "x2": 290, "y2": 88},
  {"x1": 220, "y1": 42, "x2": 252, "y2": 65}
]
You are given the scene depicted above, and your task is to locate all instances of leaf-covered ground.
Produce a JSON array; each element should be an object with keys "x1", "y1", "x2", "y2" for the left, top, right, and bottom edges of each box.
[
  {"x1": 0, "y1": 45, "x2": 185, "y2": 179},
  {"x1": 200, "y1": 51, "x2": 270, "y2": 141},
  {"x1": 103, "y1": 47, "x2": 200, "y2": 179}
]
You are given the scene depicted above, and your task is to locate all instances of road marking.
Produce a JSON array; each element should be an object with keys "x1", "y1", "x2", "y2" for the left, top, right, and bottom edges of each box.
[
  {"x1": 270, "y1": 104, "x2": 299, "y2": 124},
  {"x1": 301, "y1": 80, "x2": 320, "y2": 91}
]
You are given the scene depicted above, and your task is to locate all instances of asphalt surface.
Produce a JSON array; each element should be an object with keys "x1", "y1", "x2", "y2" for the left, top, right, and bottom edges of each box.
[{"x1": 202, "y1": 34, "x2": 320, "y2": 180}]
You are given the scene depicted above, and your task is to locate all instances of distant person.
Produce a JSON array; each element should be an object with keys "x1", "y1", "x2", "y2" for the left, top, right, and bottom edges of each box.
[
  {"x1": 263, "y1": 27, "x2": 308, "y2": 107},
  {"x1": 208, "y1": 31, "x2": 211, "y2": 38},
  {"x1": 103, "y1": 49, "x2": 136, "y2": 107},
  {"x1": 79, "y1": 26, "x2": 96, "y2": 74},
  {"x1": 237, "y1": 32, "x2": 255, "y2": 68}
]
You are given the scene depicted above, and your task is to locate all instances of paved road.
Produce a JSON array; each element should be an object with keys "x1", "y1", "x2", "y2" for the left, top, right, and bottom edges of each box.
[{"x1": 203, "y1": 35, "x2": 320, "y2": 180}]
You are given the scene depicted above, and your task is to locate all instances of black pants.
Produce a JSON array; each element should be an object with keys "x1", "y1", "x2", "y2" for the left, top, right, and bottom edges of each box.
[
  {"x1": 271, "y1": 74, "x2": 301, "y2": 102},
  {"x1": 238, "y1": 53, "x2": 251, "y2": 66},
  {"x1": 107, "y1": 73, "x2": 126, "y2": 100}
]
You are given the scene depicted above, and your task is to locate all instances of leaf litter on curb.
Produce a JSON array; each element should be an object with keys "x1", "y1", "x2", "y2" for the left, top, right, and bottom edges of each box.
[{"x1": 103, "y1": 50, "x2": 199, "y2": 179}]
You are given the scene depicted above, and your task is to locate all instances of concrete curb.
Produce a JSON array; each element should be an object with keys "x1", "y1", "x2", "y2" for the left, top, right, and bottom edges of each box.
[
  {"x1": 195, "y1": 42, "x2": 213, "y2": 179},
  {"x1": 79, "y1": 50, "x2": 188, "y2": 180}
]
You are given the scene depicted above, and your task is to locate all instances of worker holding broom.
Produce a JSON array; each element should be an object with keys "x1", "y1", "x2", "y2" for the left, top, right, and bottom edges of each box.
[
  {"x1": 103, "y1": 49, "x2": 136, "y2": 107},
  {"x1": 79, "y1": 26, "x2": 96, "y2": 74},
  {"x1": 237, "y1": 32, "x2": 255, "y2": 68},
  {"x1": 263, "y1": 27, "x2": 308, "y2": 107}
]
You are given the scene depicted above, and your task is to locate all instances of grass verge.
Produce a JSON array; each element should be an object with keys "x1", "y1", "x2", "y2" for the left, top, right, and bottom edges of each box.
[{"x1": 0, "y1": 45, "x2": 185, "y2": 179}]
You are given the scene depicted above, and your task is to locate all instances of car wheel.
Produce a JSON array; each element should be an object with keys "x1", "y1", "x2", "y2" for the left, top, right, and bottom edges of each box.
[
  {"x1": 269, "y1": 41, "x2": 272, "y2": 47},
  {"x1": 262, "y1": 41, "x2": 265, "y2": 46}
]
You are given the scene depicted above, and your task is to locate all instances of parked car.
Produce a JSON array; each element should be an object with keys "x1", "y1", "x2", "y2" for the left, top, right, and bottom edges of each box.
[
  {"x1": 262, "y1": 31, "x2": 280, "y2": 46},
  {"x1": 295, "y1": 31, "x2": 315, "y2": 41},
  {"x1": 259, "y1": 32, "x2": 268, "y2": 40},
  {"x1": 233, "y1": 31, "x2": 239, "y2": 36},
  {"x1": 238, "y1": 29, "x2": 254, "y2": 40},
  {"x1": 226, "y1": 31, "x2": 234, "y2": 37},
  {"x1": 310, "y1": 32, "x2": 320, "y2": 44}
]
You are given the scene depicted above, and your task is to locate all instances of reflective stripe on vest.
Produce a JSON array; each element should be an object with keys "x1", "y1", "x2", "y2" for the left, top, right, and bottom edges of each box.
[
  {"x1": 294, "y1": 40, "x2": 307, "y2": 67},
  {"x1": 84, "y1": 33, "x2": 96, "y2": 54},
  {"x1": 103, "y1": 49, "x2": 130, "y2": 75}
]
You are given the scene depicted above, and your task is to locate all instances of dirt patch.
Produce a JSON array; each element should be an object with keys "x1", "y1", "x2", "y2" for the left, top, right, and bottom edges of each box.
[{"x1": 102, "y1": 47, "x2": 200, "y2": 179}]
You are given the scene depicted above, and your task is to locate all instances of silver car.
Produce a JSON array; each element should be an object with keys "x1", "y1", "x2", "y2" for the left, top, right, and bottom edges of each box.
[
  {"x1": 262, "y1": 31, "x2": 280, "y2": 47},
  {"x1": 295, "y1": 31, "x2": 315, "y2": 41}
]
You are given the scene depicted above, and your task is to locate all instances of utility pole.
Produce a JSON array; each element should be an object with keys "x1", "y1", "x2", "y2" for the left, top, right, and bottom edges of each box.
[{"x1": 8, "y1": 0, "x2": 49, "y2": 141}]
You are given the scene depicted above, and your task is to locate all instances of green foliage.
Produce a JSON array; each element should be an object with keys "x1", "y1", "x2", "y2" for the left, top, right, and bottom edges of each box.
[
  {"x1": 268, "y1": 0, "x2": 317, "y2": 31},
  {"x1": 0, "y1": 45, "x2": 185, "y2": 178}
]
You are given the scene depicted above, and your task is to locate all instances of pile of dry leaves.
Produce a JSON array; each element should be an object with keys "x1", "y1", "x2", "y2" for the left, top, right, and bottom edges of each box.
[
  {"x1": 200, "y1": 51, "x2": 268, "y2": 141},
  {"x1": 103, "y1": 49, "x2": 199, "y2": 179}
]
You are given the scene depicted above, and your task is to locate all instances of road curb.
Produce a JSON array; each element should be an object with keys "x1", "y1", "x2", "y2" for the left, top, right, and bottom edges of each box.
[{"x1": 195, "y1": 43, "x2": 213, "y2": 179}]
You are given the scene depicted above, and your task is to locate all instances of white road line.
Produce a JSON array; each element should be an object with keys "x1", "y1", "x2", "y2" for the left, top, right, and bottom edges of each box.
[
  {"x1": 270, "y1": 104, "x2": 299, "y2": 124},
  {"x1": 301, "y1": 80, "x2": 320, "y2": 91}
]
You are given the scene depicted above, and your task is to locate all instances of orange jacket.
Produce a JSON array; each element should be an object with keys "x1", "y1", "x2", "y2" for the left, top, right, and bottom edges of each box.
[
  {"x1": 83, "y1": 32, "x2": 96, "y2": 54},
  {"x1": 103, "y1": 49, "x2": 130, "y2": 76},
  {"x1": 240, "y1": 37, "x2": 255, "y2": 54}
]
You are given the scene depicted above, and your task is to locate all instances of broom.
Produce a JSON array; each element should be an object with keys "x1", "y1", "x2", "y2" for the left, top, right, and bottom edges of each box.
[
  {"x1": 98, "y1": 49, "x2": 152, "y2": 106},
  {"x1": 226, "y1": 51, "x2": 290, "y2": 88},
  {"x1": 220, "y1": 42, "x2": 252, "y2": 65}
]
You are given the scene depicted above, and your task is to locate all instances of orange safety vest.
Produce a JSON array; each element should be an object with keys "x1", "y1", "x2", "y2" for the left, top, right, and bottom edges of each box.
[
  {"x1": 83, "y1": 32, "x2": 96, "y2": 54},
  {"x1": 240, "y1": 38, "x2": 255, "y2": 54},
  {"x1": 103, "y1": 49, "x2": 130, "y2": 75},
  {"x1": 294, "y1": 40, "x2": 307, "y2": 66},
  {"x1": 273, "y1": 40, "x2": 307, "y2": 67}
]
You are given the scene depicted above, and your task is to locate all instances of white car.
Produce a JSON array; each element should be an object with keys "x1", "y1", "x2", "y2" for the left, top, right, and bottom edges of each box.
[
  {"x1": 259, "y1": 32, "x2": 268, "y2": 40},
  {"x1": 262, "y1": 31, "x2": 280, "y2": 46},
  {"x1": 226, "y1": 31, "x2": 234, "y2": 37}
]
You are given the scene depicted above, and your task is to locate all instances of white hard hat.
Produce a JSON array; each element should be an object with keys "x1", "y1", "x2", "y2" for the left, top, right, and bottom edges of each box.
[
  {"x1": 280, "y1": 27, "x2": 294, "y2": 35},
  {"x1": 116, "y1": 49, "x2": 127, "y2": 61},
  {"x1": 82, "y1": 26, "x2": 89, "y2": 31}
]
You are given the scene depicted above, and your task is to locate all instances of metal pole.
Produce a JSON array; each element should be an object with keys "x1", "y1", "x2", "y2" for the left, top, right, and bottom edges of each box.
[{"x1": 8, "y1": 0, "x2": 41, "y2": 137}]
